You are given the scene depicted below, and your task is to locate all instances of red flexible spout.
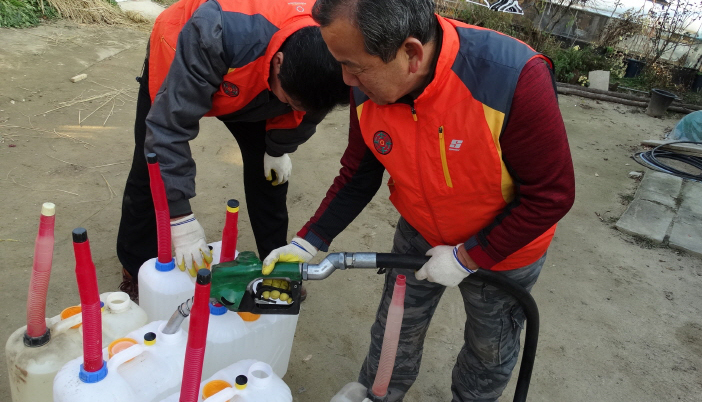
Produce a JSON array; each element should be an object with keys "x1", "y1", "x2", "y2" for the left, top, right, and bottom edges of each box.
[
  {"x1": 147, "y1": 153, "x2": 172, "y2": 264},
  {"x1": 72, "y1": 228, "x2": 103, "y2": 373},
  {"x1": 220, "y1": 199, "x2": 239, "y2": 263},
  {"x1": 179, "y1": 269, "x2": 211, "y2": 402},
  {"x1": 25, "y1": 203, "x2": 56, "y2": 340},
  {"x1": 371, "y1": 274, "x2": 406, "y2": 398}
]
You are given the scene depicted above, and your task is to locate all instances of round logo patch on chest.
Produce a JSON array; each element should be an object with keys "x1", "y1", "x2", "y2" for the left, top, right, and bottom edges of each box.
[
  {"x1": 373, "y1": 131, "x2": 393, "y2": 155},
  {"x1": 222, "y1": 81, "x2": 239, "y2": 97}
]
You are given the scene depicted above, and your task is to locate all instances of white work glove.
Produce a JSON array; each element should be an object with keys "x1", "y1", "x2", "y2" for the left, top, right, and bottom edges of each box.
[
  {"x1": 264, "y1": 152, "x2": 292, "y2": 186},
  {"x1": 170, "y1": 214, "x2": 213, "y2": 277},
  {"x1": 262, "y1": 237, "x2": 317, "y2": 275},
  {"x1": 415, "y1": 245, "x2": 475, "y2": 287}
]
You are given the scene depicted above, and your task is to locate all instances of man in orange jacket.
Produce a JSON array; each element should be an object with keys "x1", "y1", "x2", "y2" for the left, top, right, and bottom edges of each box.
[
  {"x1": 117, "y1": 0, "x2": 349, "y2": 298},
  {"x1": 263, "y1": 0, "x2": 575, "y2": 400}
]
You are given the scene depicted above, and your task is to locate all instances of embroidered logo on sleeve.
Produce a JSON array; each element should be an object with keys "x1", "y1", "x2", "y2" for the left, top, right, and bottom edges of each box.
[
  {"x1": 222, "y1": 82, "x2": 239, "y2": 97},
  {"x1": 373, "y1": 131, "x2": 393, "y2": 155}
]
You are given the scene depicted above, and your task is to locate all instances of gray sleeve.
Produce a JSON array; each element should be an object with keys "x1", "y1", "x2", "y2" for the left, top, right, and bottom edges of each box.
[
  {"x1": 264, "y1": 109, "x2": 328, "y2": 157},
  {"x1": 144, "y1": 1, "x2": 229, "y2": 216}
]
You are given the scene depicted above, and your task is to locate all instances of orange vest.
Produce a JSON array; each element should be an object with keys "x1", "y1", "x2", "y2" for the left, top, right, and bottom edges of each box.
[
  {"x1": 148, "y1": 0, "x2": 316, "y2": 131},
  {"x1": 355, "y1": 16, "x2": 556, "y2": 271}
]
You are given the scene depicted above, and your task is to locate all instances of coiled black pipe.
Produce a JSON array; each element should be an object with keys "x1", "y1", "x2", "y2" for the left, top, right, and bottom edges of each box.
[
  {"x1": 634, "y1": 141, "x2": 702, "y2": 182},
  {"x1": 375, "y1": 253, "x2": 538, "y2": 402}
]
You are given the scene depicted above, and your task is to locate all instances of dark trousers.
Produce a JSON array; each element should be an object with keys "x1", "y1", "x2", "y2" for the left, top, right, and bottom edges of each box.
[
  {"x1": 116, "y1": 59, "x2": 288, "y2": 277},
  {"x1": 358, "y1": 218, "x2": 544, "y2": 402}
]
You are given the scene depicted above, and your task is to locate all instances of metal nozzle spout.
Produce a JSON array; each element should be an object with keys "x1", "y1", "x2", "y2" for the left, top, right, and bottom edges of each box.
[{"x1": 301, "y1": 253, "x2": 378, "y2": 280}]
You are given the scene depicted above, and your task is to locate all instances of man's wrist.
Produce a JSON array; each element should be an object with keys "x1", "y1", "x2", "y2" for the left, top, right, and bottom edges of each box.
[{"x1": 455, "y1": 244, "x2": 480, "y2": 272}]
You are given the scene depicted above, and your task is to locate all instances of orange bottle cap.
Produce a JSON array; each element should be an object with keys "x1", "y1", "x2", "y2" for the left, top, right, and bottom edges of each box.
[
  {"x1": 60, "y1": 306, "x2": 82, "y2": 329},
  {"x1": 237, "y1": 312, "x2": 261, "y2": 322},
  {"x1": 108, "y1": 338, "x2": 138, "y2": 359},
  {"x1": 202, "y1": 380, "x2": 232, "y2": 399}
]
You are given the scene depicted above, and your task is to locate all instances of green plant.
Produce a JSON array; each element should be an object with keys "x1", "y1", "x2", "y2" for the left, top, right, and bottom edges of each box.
[
  {"x1": 608, "y1": 52, "x2": 627, "y2": 79},
  {"x1": 577, "y1": 75, "x2": 589, "y2": 87},
  {"x1": 0, "y1": 0, "x2": 56, "y2": 27},
  {"x1": 640, "y1": 62, "x2": 675, "y2": 89},
  {"x1": 551, "y1": 45, "x2": 609, "y2": 83}
]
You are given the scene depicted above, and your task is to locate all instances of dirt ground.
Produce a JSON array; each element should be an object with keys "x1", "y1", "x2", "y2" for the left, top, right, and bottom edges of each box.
[{"x1": 1, "y1": 22, "x2": 701, "y2": 402}]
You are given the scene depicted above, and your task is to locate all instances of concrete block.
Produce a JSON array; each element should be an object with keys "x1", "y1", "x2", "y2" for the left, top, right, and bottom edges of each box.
[
  {"x1": 635, "y1": 171, "x2": 683, "y2": 208},
  {"x1": 669, "y1": 212, "x2": 702, "y2": 257},
  {"x1": 678, "y1": 181, "x2": 702, "y2": 215},
  {"x1": 616, "y1": 199, "x2": 674, "y2": 244},
  {"x1": 588, "y1": 70, "x2": 610, "y2": 91}
]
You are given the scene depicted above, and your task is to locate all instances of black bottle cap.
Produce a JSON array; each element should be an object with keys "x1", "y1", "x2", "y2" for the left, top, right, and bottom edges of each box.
[
  {"x1": 146, "y1": 153, "x2": 157, "y2": 164},
  {"x1": 144, "y1": 332, "x2": 156, "y2": 342},
  {"x1": 72, "y1": 228, "x2": 88, "y2": 243},
  {"x1": 23, "y1": 328, "x2": 51, "y2": 347},
  {"x1": 227, "y1": 199, "x2": 240, "y2": 209},
  {"x1": 235, "y1": 375, "x2": 248, "y2": 386},
  {"x1": 196, "y1": 269, "x2": 211, "y2": 285}
]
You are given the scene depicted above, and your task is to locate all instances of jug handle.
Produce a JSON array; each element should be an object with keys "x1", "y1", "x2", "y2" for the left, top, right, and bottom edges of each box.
[
  {"x1": 51, "y1": 313, "x2": 83, "y2": 335},
  {"x1": 107, "y1": 344, "x2": 144, "y2": 371},
  {"x1": 204, "y1": 387, "x2": 237, "y2": 402}
]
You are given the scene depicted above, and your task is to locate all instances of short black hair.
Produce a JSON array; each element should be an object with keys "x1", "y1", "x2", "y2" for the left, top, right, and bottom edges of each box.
[
  {"x1": 278, "y1": 26, "x2": 349, "y2": 113},
  {"x1": 312, "y1": 0, "x2": 437, "y2": 63}
]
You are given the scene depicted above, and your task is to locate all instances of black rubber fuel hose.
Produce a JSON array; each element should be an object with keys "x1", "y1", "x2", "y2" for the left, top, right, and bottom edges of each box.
[{"x1": 375, "y1": 253, "x2": 538, "y2": 402}]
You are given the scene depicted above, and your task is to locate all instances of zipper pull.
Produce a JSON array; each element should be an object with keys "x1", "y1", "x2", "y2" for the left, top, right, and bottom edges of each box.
[
  {"x1": 439, "y1": 126, "x2": 444, "y2": 138},
  {"x1": 411, "y1": 106, "x2": 418, "y2": 122}
]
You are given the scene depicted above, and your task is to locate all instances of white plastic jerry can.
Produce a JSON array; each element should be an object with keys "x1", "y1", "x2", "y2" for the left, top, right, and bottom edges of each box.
[
  {"x1": 182, "y1": 302, "x2": 249, "y2": 379},
  {"x1": 6, "y1": 292, "x2": 147, "y2": 402},
  {"x1": 239, "y1": 312, "x2": 298, "y2": 378},
  {"x1": 53, "y1": 320, "x2": 188, "y2": 402},
  {"x1": 159, "y1": 360, "x2": 292, "y2": 402},
  {"x1": 182, "y1": 307, "x2": 298, "y2": 379},
  {"x1": 139, "y1": 241, "x2": 224, "y2": 322}
]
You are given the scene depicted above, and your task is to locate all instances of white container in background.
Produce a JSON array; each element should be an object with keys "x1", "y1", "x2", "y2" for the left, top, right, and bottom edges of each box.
[
  {"x1": 183, "y1": 309, "x2": 298, "y2": 378},
  {"x1": 53, "y1": 320, "x2": 188, "y2": 402},
  {"x1": 139, "y1": 241, "x2": 223, "y2": 322},
  {"x1": 159, "y1": 360, "x2": 292, "y2": 402},
  {"x1": 6, "y1": 292, "x2": 147, "y2": 402}
]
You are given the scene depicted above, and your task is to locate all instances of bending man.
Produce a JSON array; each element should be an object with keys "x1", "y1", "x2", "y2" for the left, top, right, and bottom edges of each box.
[
  {"x1": 263, "y1": 0, "x2": 575, "y2": 400},
  {"x1": 117, "y1": 0, "x2": 349, "y2": 297}
]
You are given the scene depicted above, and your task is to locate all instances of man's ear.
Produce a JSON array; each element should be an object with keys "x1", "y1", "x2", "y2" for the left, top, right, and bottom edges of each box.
[
  {"x1": 403, "y1": 38, "x2": 425, "y2": 74},
  {"x1": 272, "y1": 51, "x2": 284, "y2": 75}
]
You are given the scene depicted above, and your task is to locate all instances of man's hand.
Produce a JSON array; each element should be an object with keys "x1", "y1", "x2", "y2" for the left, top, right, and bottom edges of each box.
[
  {"x1": 264, "y1": 152, "x2": 292, "y2": 186},
  {"x1": 262, "y1": 237, "x2": 317, "y2": 275},
  {"x1": 170, "y1": 214, "x2": 213, "y2": 277},
  {"x1": 415, "y1": 245, "x2": 476, "y2": 287}
]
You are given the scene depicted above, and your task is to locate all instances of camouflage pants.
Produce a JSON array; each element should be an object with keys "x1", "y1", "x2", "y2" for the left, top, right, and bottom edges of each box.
[{"x1": 358, "y1": 218, "x2": 545, "y2": 402}]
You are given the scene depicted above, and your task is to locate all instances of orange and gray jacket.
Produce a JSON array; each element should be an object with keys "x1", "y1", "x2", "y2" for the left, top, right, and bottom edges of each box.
[
  {"x1": 298, "y1": 16, "x2": 575, "y2": 270},
  {"x1": 145, "y1": 0, "x2": 323, "y2": 215}
]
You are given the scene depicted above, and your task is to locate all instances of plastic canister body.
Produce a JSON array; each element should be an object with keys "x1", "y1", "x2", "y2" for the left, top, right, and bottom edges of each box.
[
  {"x1": 53, "y1": 320, "x2": 188, "y2": 402},
  {"x1": 139, "y1": 241, "x2": 223, "y2": 322},
  {"x1": 159, "y1": 360, "x2": 292, "y2": 402},
  {"x1": 183, "y1": 312, "x2": 298, "y2": 378},
  {"x1": 243, "y1": 314, "x2": 298, "y2": 378},
  {"x1": 6, "y1": 292, "x2": 147, "y2": 402},
  {"x1": 182, "y1": 305, "x2": 249, "y2": 379}
]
